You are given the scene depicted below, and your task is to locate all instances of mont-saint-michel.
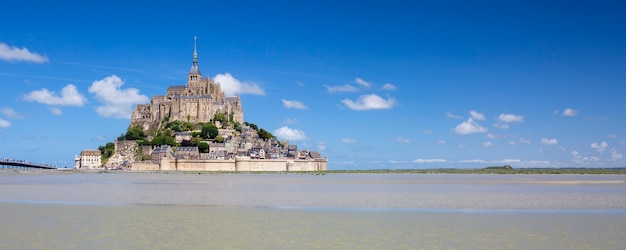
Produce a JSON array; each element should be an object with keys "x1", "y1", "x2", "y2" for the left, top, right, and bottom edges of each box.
[{"x1": 76, "y1": 38, "x2": 327, "y2": 171}]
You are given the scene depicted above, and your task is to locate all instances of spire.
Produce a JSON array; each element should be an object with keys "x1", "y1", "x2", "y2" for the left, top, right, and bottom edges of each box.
[{"x1": 189, "y1": 36, "x2": 201, "y2": 76}]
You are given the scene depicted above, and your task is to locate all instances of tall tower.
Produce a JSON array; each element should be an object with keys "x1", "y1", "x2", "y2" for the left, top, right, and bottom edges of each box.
[{"x1": 188, "y1": 36, "x2": 202, "y2": 85}]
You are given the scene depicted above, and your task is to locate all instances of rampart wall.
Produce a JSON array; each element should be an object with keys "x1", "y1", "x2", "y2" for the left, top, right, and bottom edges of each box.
[{"x1": 130, "y1": 158, "x2": 327, "y2": 171}]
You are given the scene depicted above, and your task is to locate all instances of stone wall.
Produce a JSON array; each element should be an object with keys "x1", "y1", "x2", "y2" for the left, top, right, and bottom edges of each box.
[{"x1": 129, "y1": 157, "x2": 327, "y2": 172}]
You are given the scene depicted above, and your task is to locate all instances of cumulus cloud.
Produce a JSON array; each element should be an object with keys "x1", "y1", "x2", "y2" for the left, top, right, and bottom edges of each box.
[
  {"x1": 481, "y1": 142, "x2": 493, "y2": 147},
  {"x1": 562, "y1": 108, "x2": 579, "y2": 117},
  {"x1": 590, "y1": 141, "x2": 608, "y2": 153},
  {"x1": 540, "y1": 138, "x2": 558, "y2": 145},
  {"x1": 214, "y1": 73, "x2": 265, "y2": 96},
  {"x1": 88, "y1": 75, "x2": 149, "y2": 119},
  {"x1": 48, "y1": 107, "x2": 62, "y2": 115},
  {"x1": 355, "y1": 77, "x2": 371, "y2": 88},
  {"x1": 413, "y1": 159, "x2": 447, "y2": 163},
  {"x1": 341, "y1": 94, "x2": 397, "y2": 110},
  {"x1": 495, "y1": 113, "x2": 524, "y2": 129},
  {"x1": 396, "y1": 137, "x2": 411, "y2": 144},
  {"x1": 324, "y1": 84, "x2": 359, "y2": 93},
  {"x1": 281, "y1": 99, "x2": 307, "y2": 109},
  {"x1": 24, "y1": 84, "x2": 87, "y2": 106},
  {"x1": 437, "y1": 140, "x2": 446, "y2": 145},
  {"x1": 273, "y1": 126, "x2": 307, "y2": 141},
  {"x1": 469, "y1": 110, "x2": 485, "y2": 120},
  {"x1": 446, "y1": 112, "x2": 463, "y2": 119},
  {"x1": 571, "y1": 150, "x2": 581, "y2": 159},
  {"x1": 519, "y1": 137, "x2": 531, "y2": 144},
  {"x1": 0, "y1": 118, "x2": 11, "y2": 128},
  {"x1": 498, "y1": 113, "x2": 524, "y2": 123},
  {"x1": 381, "y1": 83, "x2": 397, "y2": 90},
  {"x1": 454, "y1": 118, "x2": 487, "y2": 134},
  {"x1": 0, "y1": 107, "x2": 24, "y2": 119},
  {"x1": 317, "y1": 141, "x2": 326, "y2": 151},
  {"x1": 0, "y1": 42, "x2": 48, "y2": 63},
  {"x1": 341, "y1": 138, "x2": 358, "y2": 144}
]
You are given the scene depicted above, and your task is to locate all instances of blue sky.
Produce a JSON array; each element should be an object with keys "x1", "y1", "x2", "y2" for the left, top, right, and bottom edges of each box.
[{"x1": 1, "y1": 1, "x2": 625, "y2": 169}]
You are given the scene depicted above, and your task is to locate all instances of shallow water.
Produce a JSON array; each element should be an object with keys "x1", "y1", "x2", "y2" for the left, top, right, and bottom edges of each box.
[
  {"x1": 1, "y1": 172, "x2": 625, "y2": 249},
  {"x1": 1, "y1": 202, "x2": 625, "y2": 249}
]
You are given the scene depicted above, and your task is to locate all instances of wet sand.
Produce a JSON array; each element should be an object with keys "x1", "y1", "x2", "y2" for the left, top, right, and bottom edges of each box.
[{"x1": 1, "y1": 170, "x2": 625, "y2": 209}]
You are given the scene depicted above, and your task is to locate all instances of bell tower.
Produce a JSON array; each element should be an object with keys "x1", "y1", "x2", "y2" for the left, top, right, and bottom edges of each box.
[{"x1": 188, "y1": 36, "x2": 202, "y2": 86}]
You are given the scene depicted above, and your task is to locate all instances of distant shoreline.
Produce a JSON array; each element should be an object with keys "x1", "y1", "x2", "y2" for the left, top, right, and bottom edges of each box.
[{"x1": 3, "y1": 167, "x2": 626, "y2": 175}]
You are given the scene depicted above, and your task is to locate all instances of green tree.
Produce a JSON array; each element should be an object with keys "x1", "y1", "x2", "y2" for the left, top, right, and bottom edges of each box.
[
  {"x1": 233, "y1": 122, "x2": 242, "y2": 132},
  {"x1": 215, "y1": 136, "x2": 224, "y2": 143},
  {"x1": 197, "y1": 142, "x2": 210, "y2": 153},
  {"x1": 258, "y1": 128, "x2": 274, "y2": 140},
  {"x1": 201, "y1": 123, "x2": 218, "y2": 139},
  {"x1": 123, "y1": 126, "x2": 146, "y2": 140},
  {"x1": 213, "y1": 112, "x2": 226, "y2": 123},
  {"x1": 183, "y1": 122, "x2": 194, "y2": 131}
]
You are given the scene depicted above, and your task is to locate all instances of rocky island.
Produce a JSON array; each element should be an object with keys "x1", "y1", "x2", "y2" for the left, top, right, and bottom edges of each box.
[{"x1": 77, "y1": 38, "x2": 327, "y2": 171}]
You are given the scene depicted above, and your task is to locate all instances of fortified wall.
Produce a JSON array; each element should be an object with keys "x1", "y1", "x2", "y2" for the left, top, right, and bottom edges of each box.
[{"x1": 130, "y1": 157, "x2": 327, "y2": 172}]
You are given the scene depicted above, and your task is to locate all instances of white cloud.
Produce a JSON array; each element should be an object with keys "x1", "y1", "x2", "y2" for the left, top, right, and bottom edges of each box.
[
  {"x1": 481, "y1": 142, "x2": 493, "y2": 147},
  {"x1": 494, "y1": 123, "x2": 510, "y2": 129},
  {"x1": 562, "y1": 108, "x2": 579, "y2": 117},
  {"x1": 540, "y1": 138, "x2": 558, "y2": 145},
  {"x1": 355, "y1": 77, "x2": 371, "y2": 88},
  {"x1": 284, "y1": 118, "x2": 298, "y2": 124},
  {"x1": 571, "y1": 150, "x2": 581, "y2": 159},
  {"x1": 0, "y1": 42, "x2": 48, "y2": 63},
  {"x1": 381, "y1": 83, "x2": 397, "y2": 90},
  {"x1": 0, "y1": 118, "x2": 11, "y2": 128},
  {"x1": 590, "y1": 141, "x2": 608, "y2": 153},
  {"x1": 281, "y1": 99, "x2": 307, "y2": 109},
  {"x1": 608, "y1": 134, "x2": 617, "y2": 138},
  {"x1": 341, "y1": 138, "x2": 358, "y2": 144},
  {"x1": 421, "y1": 129, "x2": 432, "y2": 134},
  {"x1": 273, "y1": 126, "x2": 307, "y2": 141},
  {"x1": 24, "y1": 84, "x2": 87, "y2": 106},
  {"x1": 214, "y1": 73, "x2": 265, "y2": 96},
  {"x1": 458, "y1": 159, "x2": 488, "y2": 163},
  {"x1": 413, "y1": 159, "x2": 447, "y2": 163},
  {"x1": 469, "y1": 110, "x2": 485, "y2": 120},
  {"x1": 88, "y1": 75, "x2": 149, "y2": 119},
  {"x1": 446, "y1": 112, "x2": 463, "y2": 119},
  {"x1": 495, "y1": 113, "x2": 523, "y2": 129},
  {"x1": 341, "y1": 94, "x2": 397, "y2": 110},
  {"x1": 519, "y1": 137, "x2": 531, "y2": 144},
  {"x1": 508, "y1": 141, "x2": 516, "y2": 145},
  {"x1": 454, "y1": 118, "x2": 487, "y2": 134},
  {"x1": 324, "y1": 84, "x2": 359, "y2": 93},
  {"x1": 611, "y1": 148, "x2": 623, "y2": 160},
  {"x1": 437, "y1": 140, "x2": 446, "y2": 145},
  {"x1": 498, "y1": 113, "x2": 524, "y2": 123},
  {"x1": 48, "y1": 107, "x2": 62, "y2": 115},
  {"x1": 0, "y1": 107, "x2": 24, "y2": 119},
  {"x1": 396, "y1": 137, "x2": 411, "y2": 144}
]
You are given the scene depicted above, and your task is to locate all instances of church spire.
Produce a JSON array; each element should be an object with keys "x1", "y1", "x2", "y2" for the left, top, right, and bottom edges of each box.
[{"x1": 189, "y1": 36, "x2": 201, "y2": 76}]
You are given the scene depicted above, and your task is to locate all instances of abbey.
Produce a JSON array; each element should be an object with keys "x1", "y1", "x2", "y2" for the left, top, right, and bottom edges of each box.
[{"x1": 130, "y1": 37, "x2": 243, "y2": 131}]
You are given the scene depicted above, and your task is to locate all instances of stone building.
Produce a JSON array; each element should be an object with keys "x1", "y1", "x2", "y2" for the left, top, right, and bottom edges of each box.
[
  {"x1": 75, "y1": 149, "x2": 102, "y2": 169},
  {"x1": 130, "y1": 37, "x2": 244, "y2": 131}
]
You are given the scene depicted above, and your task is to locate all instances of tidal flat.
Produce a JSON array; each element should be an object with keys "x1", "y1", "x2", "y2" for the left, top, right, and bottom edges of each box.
[{"x1": 1, "y1": 171, "x2": 625, "y2": 249}]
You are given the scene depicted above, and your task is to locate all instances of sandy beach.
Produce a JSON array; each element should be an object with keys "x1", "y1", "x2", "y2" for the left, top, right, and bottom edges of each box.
[{"x1": 2, "y1": 170, "x2": 625, "y2": 209}]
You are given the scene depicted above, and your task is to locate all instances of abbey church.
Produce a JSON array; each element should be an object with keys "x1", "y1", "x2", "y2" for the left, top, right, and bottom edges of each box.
[{"x1": 130, "y1": 37, "x2": 243, "y2": 131}]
